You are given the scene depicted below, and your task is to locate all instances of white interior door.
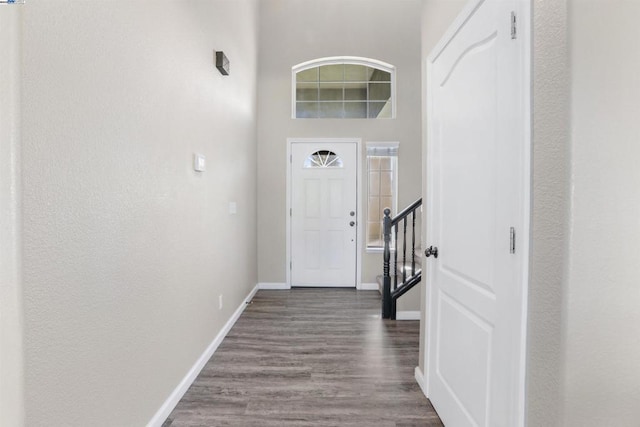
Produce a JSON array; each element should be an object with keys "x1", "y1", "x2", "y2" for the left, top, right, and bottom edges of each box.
[
  {"x1": 290, "y1": 142, "x2": 357, "y2": 287},
  {"x1": 425, "y1": 1, "x2": 530, "y2": 426}
]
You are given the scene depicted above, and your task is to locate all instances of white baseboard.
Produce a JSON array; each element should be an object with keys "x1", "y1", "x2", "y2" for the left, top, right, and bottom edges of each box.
[
  {"x1": 415, "y1": 366, "x2": 428, "y2": 398},
  {"x1": 146, "y1": 284, "x2": 259, "y2": 427},
  {"x1": 257, "y1": 282, "x2": 289, "y2": 290},
  {"x1": 396, "y1": 310, "x2": 420, "y2": 320},
  {"x1": 357, "y1": 282, "x2": 379, "y2": 291}
]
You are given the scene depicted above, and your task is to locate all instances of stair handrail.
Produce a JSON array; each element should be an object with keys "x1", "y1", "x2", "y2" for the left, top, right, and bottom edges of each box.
[{"x1": 390, "y1": 198, "x2": 422, "y2": 226}]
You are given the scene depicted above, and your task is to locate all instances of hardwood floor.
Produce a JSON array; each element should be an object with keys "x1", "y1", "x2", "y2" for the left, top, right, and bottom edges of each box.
[{"x1": 164, "y1": 289, "x2": 443, "y2": 427}]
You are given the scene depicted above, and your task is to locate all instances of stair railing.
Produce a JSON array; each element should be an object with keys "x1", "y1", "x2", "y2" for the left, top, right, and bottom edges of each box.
[{"x1": 382, "y1": 198, "x2": 422, "y2": 319}]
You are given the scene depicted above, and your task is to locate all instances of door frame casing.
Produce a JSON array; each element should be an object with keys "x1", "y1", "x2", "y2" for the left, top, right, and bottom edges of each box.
[
  {"x1": 421, "y1": 0, "x2": 532, "y2": 425},
  {"x1": 286, "y1": 138, "x2": 363, "y2": 289}
]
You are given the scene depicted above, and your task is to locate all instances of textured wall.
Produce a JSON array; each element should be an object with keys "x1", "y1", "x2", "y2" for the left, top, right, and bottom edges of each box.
[
  {"x1": 526, "y1": 1, "x2": 572, "y2": 425},
  {"x1": 20, "y1": 1, "x2": 258, "y2": 425},
  {"x1": 563, "y1": 1, "x2": 640, "y2": 425},
  {"x1": 0, "y1": 6, "x2": 25, "y2": 427},
  {"x1": 257, "y1": 0, "x2": 423, "y2": 307}
]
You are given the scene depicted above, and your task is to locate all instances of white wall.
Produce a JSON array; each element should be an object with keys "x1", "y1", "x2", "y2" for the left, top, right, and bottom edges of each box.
[
  {"x1": 20, "y1": 1, "x2": 258, "y2": 425},
  {"x1": 527, "y1": 0, "x2": 572, "y2": 425},
  {"x1": 257, "y1": 0, "x2": 424, "y2": 306},
  {"x1": 528, "y1": 1, "x2": 640, "y2": 425},
  {"x1": 0, "y1": 6, "x2": 25, "y2": 427},
  {"x1": 563, "y1": 1, "x2": 640, "y2": 425}
]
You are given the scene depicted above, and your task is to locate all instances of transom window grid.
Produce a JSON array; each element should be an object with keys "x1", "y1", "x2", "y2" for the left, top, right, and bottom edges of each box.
[
  {"x1": 293, "y1": 58, "x2": 395, "y2": 119},
  {"x1": 367, "y1": 156, "x2": 397, "y2": 249}
]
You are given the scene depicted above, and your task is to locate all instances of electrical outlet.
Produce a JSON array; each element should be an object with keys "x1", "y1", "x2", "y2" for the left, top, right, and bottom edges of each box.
[{"x1": 219, "y1": 295, "x2": 223, "y2": 310}]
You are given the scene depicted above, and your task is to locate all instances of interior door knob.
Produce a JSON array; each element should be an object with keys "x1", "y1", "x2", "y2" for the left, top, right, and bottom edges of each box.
[
  {"x1": 349, "y1": 221, "x2": 355, "y2": 227},
  {"x1": 425, "y1": 246, "x2": 438, "y2": 258}
]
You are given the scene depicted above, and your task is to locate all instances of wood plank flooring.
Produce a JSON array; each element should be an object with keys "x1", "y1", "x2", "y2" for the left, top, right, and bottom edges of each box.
[{"x1": 164, "y1": 289, "x2": 443, "y2": 427}]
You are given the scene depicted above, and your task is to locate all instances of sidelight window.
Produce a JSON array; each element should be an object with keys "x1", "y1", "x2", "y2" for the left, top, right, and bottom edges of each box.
[{"x1": 366, "y1": 142, "x2": 398, "y2": 250}]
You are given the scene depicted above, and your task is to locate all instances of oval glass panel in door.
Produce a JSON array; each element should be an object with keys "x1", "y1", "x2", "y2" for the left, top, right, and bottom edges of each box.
[{"x1": 303, "y1": 150, "x2": 344, "y2": 168}]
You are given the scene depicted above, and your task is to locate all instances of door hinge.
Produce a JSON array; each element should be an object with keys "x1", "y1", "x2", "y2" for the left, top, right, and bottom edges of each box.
[
  {"x1": 510, "y1": 11, "x2": 517, "y2": 39},
  {"x1": 510, "y1": 227, "x2": 516, "y2": 254},
  {"x1": 290, "y1": 154, "x2": 292, "y2": 163},
  {"x1": 290, "y1": 261, "x2": 292, "y2": 270},
  {"x1": 290, "y1": 208, "x2": 292, "y2": 216}
]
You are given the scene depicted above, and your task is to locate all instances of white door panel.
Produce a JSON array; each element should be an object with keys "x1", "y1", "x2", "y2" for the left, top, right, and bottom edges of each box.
[
  {"x1": 291, "y1": 142, "x2": 357, "y2": 287},
  {"x1": 426, "y1": 1, "x2": 529, "y2": 426}
]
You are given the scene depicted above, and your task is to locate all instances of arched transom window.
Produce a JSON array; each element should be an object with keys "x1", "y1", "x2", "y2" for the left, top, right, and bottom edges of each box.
[
  {"x1": 292, "y1": 57, "x2": 395, "y2": 119},
  {"x1": 303, "y1": 150, "x2": 344, "y2": 168}
]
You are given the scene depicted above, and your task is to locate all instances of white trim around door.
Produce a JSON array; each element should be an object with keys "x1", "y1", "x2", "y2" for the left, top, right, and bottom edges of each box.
[{"x1": 286, "y1": 138, "x2": 363, "y2": 288}]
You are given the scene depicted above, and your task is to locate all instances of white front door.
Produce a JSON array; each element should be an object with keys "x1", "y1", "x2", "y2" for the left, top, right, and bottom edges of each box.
[
  {"x1": 290, "y1": 141, "x2": 358, "y2": 287},
  {"x1": 425, "y1": 1, "x2": 530, "y2": 426}
]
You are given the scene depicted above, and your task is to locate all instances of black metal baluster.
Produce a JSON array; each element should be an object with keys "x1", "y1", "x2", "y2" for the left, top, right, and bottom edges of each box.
[
  {"x1": 394, "y1": 223, "x2": 399, "y2": 292},
  {"x1": 382, "y1": 209, "x2": 392, "y2": 319},
  {"x1": 402, "y1": 217, "x2": 407, "y2": 284},
  {"x1": 411, "y1": 210, "x2": 416, "y2": 276},
  {"x1": 380, "y1": 199, "x2": 423, "y2": 320}
]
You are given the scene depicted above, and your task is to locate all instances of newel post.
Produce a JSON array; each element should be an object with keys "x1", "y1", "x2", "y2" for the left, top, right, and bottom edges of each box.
[{"x1": 382, "y1": 208, "x2": 392, "y2": 319}]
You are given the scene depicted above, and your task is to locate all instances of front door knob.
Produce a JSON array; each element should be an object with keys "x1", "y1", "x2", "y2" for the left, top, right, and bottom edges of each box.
[
  {"x1": 349, "y1": 221, "x2": 355, "y2": 227},
  {"x1": 425, "y1": 246, "x2": 438, "y2": 258}
]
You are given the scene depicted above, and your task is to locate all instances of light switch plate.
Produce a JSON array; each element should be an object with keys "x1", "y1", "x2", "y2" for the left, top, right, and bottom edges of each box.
[
  {"x1": 193, "y1": 153, "x2": 206, "y2": 172},
  {"x1": 229, "y1": 202, "x2": 237, "y2": 215}
]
